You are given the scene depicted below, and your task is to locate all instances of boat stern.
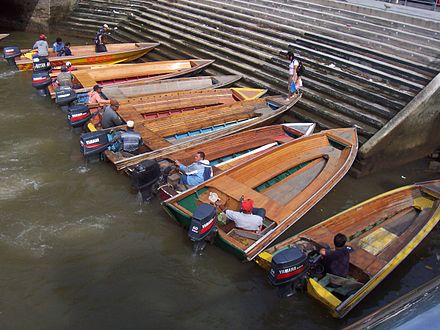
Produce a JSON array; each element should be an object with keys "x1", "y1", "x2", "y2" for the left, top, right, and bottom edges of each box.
[{"x1": 307, "y1": 278, "x2": 342, "y2": 318}]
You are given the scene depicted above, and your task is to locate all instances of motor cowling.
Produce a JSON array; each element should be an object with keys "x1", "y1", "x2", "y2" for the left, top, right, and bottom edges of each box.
[
  {"x1": 129, "y1": 159, "x2": 161, "y2": 201},
  {"x1": 269, "y1": 246, "x2": 309, "y2": 291},
  {"x1": 3, "y1": 46, "x2": 21, "y2": 67},
  {"x1": 188, "y1": 203, "x2": 218, "y2": 243},
  {"x1": 31, "y1": 71, "x2": 52, "y2": 96},
  {"x1": 32, "y1": 56, "x2": 51, "y2": 72},
  {"x1": 67, "y1": 104, "x2": 91, "y2": 128},
  {"x1": 80, "y1": 131, "x2": 110, "y2": 157},
  {"x1": 55, "y1": 86, "x2": 77, "y2": 106}
]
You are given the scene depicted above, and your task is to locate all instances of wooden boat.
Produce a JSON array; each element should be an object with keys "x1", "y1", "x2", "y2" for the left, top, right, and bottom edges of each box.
[
  {"x1": 53, "y1": 75, "x2": 242, "y2": 102},
  {"x1": 118, "y1": 123, "x2": 316, "y2": 171},
  {"x1": 84, "y1": 96, "x2": 300, "y2": 166},
  {"x1": 73, "y1": 59, "x2": 213, "y2": 88},
  {"x1": 162, "y1": 128, "x2": 358, "y2": 260},
  {"x1": 114, "y1": 88, "x2": 267, "y2": 121},
  {"x1": 152, "y1": 123, "x2": 315, "y2": 200},
  {"x1": 0, "y1": 34, "x2": 9, "y2": 41},
  {"x1": 14, "y1": 42, "x2": 159, "y2": 71},
  {"x1": 255, "y1": 180, "x2": 440, "y2": 318}
]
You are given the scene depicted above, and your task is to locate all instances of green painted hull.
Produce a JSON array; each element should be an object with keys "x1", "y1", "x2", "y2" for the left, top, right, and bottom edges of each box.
[{"x1": 162, "y1": 203, "x2": 247, "y2": 260}]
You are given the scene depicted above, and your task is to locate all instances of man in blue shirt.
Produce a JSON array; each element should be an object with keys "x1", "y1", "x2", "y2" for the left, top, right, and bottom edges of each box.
[
  {"x1": 52, "y1": 37, "x2": 64, "y2": 55},
  {"x1": 175, "y1": 152, "x2": 212, "y2": 187}
]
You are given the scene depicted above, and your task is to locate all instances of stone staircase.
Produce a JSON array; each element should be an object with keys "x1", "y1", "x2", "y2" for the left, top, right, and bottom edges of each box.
[{"x1": 58, "y1": 0, "x2": 440, "y2": 174}]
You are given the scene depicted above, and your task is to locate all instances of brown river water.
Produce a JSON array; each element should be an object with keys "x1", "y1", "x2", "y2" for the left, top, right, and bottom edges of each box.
[{"x1": 0, "y1": 31, "x2": 439, "y2": 329}]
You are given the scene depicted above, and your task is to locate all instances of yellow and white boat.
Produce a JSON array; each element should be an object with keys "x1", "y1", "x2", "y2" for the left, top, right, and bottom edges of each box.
[{"x1": 256, "y1": 180, "x2": 440, "y2": 318}]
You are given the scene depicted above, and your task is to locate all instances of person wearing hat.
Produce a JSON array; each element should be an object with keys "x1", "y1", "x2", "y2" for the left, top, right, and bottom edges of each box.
[
  {"x1": 65, "y1": 61, "x2": 76, "y2": 71},
  {"x1": 120, "y1": 120, "x2": 143, "y2": 155},
  {"x1": 88, "y1": 84, "x2": 111, "y2": 105},
  {"x1": 220, "y1": 198, "x2": 263, "y2": 231},
  {"x1": 101, "y1": 99, "x2": 124, "y2": 129},
  {"x1": 95, "y1": 24, "x2": 110, "y2": 53},
  {"x1": 33, "y1": 34, "x2": 49, "y2": 57},
  {"x1": 56, "y1": 65, "x2": 73, "y2": 88}
]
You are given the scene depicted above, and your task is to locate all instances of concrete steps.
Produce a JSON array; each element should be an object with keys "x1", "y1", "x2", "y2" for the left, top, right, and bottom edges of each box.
[{"x1": 59, "y1": 0, "x2": 440, "y2": 167}]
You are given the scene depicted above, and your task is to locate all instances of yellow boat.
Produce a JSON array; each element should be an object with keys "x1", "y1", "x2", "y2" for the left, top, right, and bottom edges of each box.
[
  {"x1": 255, "y1": 180, "x2": 440, "y2": 318},
  {"x1": 12, "y1": 42, "x2": 159, "y2": 71}
]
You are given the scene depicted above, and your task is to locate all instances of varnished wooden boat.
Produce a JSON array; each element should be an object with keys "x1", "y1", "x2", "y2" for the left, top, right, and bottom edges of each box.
[
  {"x1": 162, "y1": 128, "x2": 358, "y2": 260},
  {"x1": 14, "y1": 42, "x2": 159, "y2": 71},
  {"x1": 153, "y1": 123, "x2": 315, "y2": 200},
  {"x1": 100, "y1": 95, "x2": 296, "y2": 166},
  {"x1": 114, "y1": 88, "x2": 267, "y2": 121},
  {"x1": 0, "y1": 34, "x2": 9, "y2": 41},
  {"x1": 74, "y1": 59, "x2": 213, "y2": 88},
  {"x1": 53, "y1": 75, "x2": 242, "y2": 102},
  {"x1": 255, "y1": 180, "x2": 440, "y2": 318}
]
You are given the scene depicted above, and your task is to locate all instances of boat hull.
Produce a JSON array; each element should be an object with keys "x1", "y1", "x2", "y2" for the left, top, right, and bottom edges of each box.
[{"x1": 16, "y1": 43, "x2": 159, "y2": 71}]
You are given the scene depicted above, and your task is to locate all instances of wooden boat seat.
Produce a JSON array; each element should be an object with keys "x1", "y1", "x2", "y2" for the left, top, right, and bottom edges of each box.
[
  {"x1": 228, "y1": 228, "x2": 263, "y2": 241},
  {"x1": 318, "y1": 274, "x2": 363, "y2": 297},
  {"x1": 72, "y1": 71, "x2": 99, "y2": 88},
  {"x1": 349, "y1": 247, "x2": 387, "y2": 277}
]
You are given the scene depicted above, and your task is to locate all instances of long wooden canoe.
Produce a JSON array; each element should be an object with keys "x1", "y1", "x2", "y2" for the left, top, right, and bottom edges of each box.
[
  {"x1": 15, "y1": 42, "x2": 159, "y2": 71},
  {"x1": 162, "y1": 128, "x2": 358, "y2": 260},
  {"x1": 153, "y1": 123, "x2": 315, "y2": 200},
  {"x1": 119, "y1": 123, "x2": 316, "y2": 171},
  {"x1": 255, "y1": 180, "x2": 440, "y2": 318},
  {"x1": 54, "y1": 75, "x2": 242, "y2": 102},
  {"x1": 71, "y1": 59, "x2": 214, "y2": 89},
  {"x1": 114, "y1": 88, "x2": 267, "y2": 121},
  {"x1": 100, "y1": 95, "x2": 297, "y2": 166}
]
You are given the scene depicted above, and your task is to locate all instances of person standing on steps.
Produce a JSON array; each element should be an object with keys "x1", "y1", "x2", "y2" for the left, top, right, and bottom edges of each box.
[
  {"x1": 286, "y1": 50, "x2": 299, "y2": 101},
  {"x1": 95, "y1": 24, "x2": 110, "y2": 53}
]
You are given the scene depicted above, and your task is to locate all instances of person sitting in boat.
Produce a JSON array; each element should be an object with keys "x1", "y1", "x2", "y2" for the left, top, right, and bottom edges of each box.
[
  {"x1": 33, "y1": 34, "x2": 49, "y2": 57},
  {"x1": 59, "y1": 42, "x2": 73, "y2": 57},
  {"x1": 120, "y1": 120, "x2": 144, "y2": 155},
  {"x1": 220, "y1": 198, "x2": 263, "y2": 232},
  {"x1": 95, "y1": 24, "x2": 110, "y2": 53},
  {"x1": 52, "y1": 37, "x2": 64, "y2": 55},
  {"x1": 56, "y1": 65, "x2": 73, "y2": 88},
  {"x1": 174, "y1": 152, "x2": 212, "y2": 187},
  {"x1": 65, "y1": 61, "x2": 76, "y2": 71},
  {"x1": 88, "y1": 85, "x2": 111, "y2": 105},
  {"x1": 101, "y1": 100, "x2": 124, "y2": 129},
  {"x1": 320, "y1": 233, "x2": 353, "y2": 278}
]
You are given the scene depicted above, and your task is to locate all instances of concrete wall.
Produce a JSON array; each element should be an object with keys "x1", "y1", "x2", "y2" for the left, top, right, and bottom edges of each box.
[
  {"x1": 0, "y1": 0, "x2": 77, "y2": 32},
  {"x1": 358, "y1": 72, "x2": 440, "y2": 174}
]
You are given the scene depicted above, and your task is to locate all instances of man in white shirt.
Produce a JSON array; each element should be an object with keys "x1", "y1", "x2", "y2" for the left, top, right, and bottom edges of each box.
[{"x1": 223, "y1": 198, "x2": 263, "y2": 231}]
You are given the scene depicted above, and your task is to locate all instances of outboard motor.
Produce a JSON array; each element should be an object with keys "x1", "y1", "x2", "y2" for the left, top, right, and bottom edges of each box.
[
  {"x1": 80, "y1": 131, "x2": 111, "y2": 158},
  {"x1": 130, "y1": 159, "x2": 161, "y2": 202},
  {"x1": 3, "y1": 46, "x2": 21, "y2": 68},
  {"x1": 31, "y1": 70, "x2": 52, "y2": 96},
  {"x1": 32, "y1": 56, "x2": 51, "y2": 72},
  {"x1": 67, "y1": 104, "x2": 91, "y2": 128},
  {"x1": 55, "y1": 86, "x2": 77, "y2": 107},
  {"x1": 31, "y1": 56, "x2": 52, "y2": 96},
  {"x1": 269, "y1": 246, "x2": 309, "y2": 298},
  {"x1": 188, "y1": 203, "x2": 218, "y2": 254}
]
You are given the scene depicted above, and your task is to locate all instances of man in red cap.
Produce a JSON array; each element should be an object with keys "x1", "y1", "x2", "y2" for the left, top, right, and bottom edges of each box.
[
  {"x1": 222, "y1": 198, "x2": 263, "y2": 231},
  {"x1": 33, "y1": 34, "x2": 49, "y2": 57}
]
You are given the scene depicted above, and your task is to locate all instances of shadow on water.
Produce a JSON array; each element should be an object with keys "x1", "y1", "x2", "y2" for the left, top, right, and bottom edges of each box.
[{"x1": 0, "y1": 32, "x2": 438, "y2": 329}]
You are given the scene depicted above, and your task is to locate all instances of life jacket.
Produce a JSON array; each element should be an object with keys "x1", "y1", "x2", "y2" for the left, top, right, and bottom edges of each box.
[{"x1": 121, "y1": 129, "x2": 142, "y2": 152}]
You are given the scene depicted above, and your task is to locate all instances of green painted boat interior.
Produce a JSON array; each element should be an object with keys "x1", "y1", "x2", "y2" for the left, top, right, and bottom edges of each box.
[
  {"x1": 176, "y1": 187, "x2": 208, "y2": 212},
  {"x1": 328, "y1": 137, "x2": 348, "y2": 150},
  {"x1": 255, "y1": 161, "x2": 312, "y2": 193}
]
